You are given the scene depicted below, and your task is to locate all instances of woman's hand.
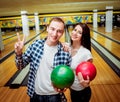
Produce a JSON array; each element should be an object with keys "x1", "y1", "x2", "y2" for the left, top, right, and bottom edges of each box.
[{"x1": 77, "y1": 72, "x2": 90, "y2": 87}]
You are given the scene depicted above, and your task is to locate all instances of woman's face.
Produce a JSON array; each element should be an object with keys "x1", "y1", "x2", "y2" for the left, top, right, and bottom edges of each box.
[{"x1": 71, "y1": 25, "x2": 83, "y2": 42}]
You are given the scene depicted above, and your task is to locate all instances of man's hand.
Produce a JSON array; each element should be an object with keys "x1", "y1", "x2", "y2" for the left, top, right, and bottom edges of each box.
[
  {"x1": 52, "y1": 83, "x2": 67, "y2": 93},
  {"x1": 14, "y1": 33, "x2": 26, "y2": 55}
]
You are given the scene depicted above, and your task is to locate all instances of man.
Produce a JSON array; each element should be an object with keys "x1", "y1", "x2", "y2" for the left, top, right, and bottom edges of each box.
[{"x1": 14, "y1": 17, "x2": 71, "y2": 102}]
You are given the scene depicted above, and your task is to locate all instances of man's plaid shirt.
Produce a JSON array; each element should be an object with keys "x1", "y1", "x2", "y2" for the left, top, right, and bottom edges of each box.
[{"x1": 15, "y1": 38, "x2": 72, "y2": 97}]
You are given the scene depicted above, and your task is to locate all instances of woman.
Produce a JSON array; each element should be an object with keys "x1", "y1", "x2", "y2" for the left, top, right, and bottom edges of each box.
[{"x1": 63, "y1": 23, "x2": 93, "y2": 102}]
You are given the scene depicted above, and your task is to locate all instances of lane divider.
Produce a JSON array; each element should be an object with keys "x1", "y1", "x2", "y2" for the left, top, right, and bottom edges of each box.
[{"x1": 91, "y1": 38, "x2": 120, "y2": 77}]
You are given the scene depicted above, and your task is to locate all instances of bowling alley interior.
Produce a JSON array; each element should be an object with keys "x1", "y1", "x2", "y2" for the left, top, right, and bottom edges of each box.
[{"x1": 0, "y1": 0, "x2": 120, "y2": 102}]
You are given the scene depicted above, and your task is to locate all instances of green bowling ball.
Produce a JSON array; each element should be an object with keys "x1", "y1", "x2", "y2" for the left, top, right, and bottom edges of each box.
[{"x1": 51, "y1": 65, "x2": 75, "y2": 89}]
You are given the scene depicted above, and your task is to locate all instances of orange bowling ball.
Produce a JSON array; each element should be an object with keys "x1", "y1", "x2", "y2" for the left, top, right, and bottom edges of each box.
[{"x1": 76, "y1": 62, "x2": 97, "y2": 81}]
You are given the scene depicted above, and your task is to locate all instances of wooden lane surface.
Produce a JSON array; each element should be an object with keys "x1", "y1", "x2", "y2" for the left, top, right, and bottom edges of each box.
[
  {"x1": 2, "y1": 31, "x2": 23, "y2": 45},
  {"x1": 89, "y1": 25, "x2": 120, "y2": 42},
  {"x1": 91, "y1": 47, "x2": 120, "y2": 85},
  {"x1": 88, "y1": 24, "x2": 120, "y2": 58},
  {"x1": 97, "y1": 27, "x2": 120, "y2": 41},
  {"x1": 0, "y1": 30, "x2": 37, "y2": 58},
  {"x1": 2, "y1": 31, "x2": 18, "y2": 39},
  {"x1": 89, "y1": 24, "x2": 120, "y2": 58},
  {"x1": 0, "y1": 87, "x2": 29, "y2": 102},
  {"x1": 91, "y1": 30, "x2": 120, "y2": 58},
  {"x1": 90, "y1": 47, "x2": 120, "y2": 102}
]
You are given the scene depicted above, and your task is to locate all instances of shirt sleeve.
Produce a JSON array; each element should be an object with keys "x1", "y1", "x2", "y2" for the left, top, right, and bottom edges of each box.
[{"x1": 15, "y1": 54, "x2": 24, "y2": 69}]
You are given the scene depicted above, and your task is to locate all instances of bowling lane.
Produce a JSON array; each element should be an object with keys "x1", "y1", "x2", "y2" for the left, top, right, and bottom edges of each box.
[
  {"x1": 90, "y1": 47, "x2": 120, "y2": 85},
  {"x1": 1, "y1": 31, "x2": 35, "y2": 58},
  {"x1": 91, "y1": 30, "x2": 120, "y2": 58},
  {"x1": 0, "y1": 30, "x2": 41, "y2": 59},
  {"x1": 89, "y1": 24, "x2": 120, "y2": 42},
  {"x1": 2, "y1": 31, "x2": 18, "y2": 39},
  {"x1": 2, "y1": 31, "x2": 23, "y2": 45}
]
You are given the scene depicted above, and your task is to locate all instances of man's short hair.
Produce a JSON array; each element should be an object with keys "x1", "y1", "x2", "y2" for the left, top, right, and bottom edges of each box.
[{"x1": 49, "y1": 17, "x2": 65, "y2": 29}]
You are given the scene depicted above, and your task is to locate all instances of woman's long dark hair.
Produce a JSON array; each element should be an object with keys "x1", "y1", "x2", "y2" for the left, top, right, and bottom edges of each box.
[{"x1": 71, "y1": 23, "x2": 91, "y2": 51}]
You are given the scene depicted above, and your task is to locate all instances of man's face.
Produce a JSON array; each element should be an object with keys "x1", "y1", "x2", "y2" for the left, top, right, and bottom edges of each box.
[{"x1": 47, "y1": 21, "x2": 64, "y2": 45}]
